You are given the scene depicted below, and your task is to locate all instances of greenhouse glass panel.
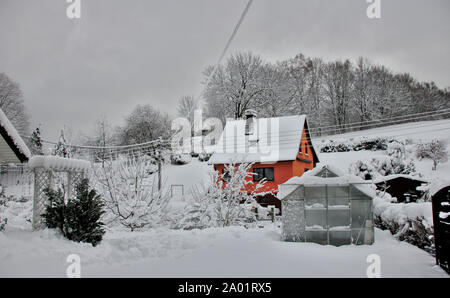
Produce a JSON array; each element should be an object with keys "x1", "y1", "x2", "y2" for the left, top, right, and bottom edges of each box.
[
  {"x1": 305, "y1": 230, "x2": 327, "y2": 245},
  {"x1": 351, "y1": 228, "x2": 374, "y2": 245},
  {"x1": 328, "y1": 209, "x2": 350, "y2": 228},
  {"x1": 329, "y1": 230, "x2": 351, "y2": 246},
  {"x1": 305, "y1": 209, "x2": 326, "y2": 229},
  {"x1": 305, "y1": 186, "x2": 326, "y2": 208},
  {"x1": 351, "y1": 199, "x2": 372, "y2": 229}
]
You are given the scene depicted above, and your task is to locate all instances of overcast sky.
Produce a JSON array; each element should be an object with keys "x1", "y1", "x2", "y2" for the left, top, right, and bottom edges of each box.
[{"x1": 0, "y1": 0, "x2": 449, "y2": 142}]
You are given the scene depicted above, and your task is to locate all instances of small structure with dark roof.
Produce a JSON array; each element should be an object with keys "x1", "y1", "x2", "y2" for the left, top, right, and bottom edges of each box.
[{"x1": 373, "y1": 174, "x2": 428, "y2": 203}]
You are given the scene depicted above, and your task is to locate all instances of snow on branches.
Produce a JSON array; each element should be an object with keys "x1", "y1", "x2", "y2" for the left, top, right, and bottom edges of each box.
[
  {"x1": 92, "y1": 154, "x2": 170, "y2": 231},
  {"x1": 177, "y1": 162, "x2": 271, "y2": 229},
  {"x1": 416, "y1": 139, "x2": 448, "y2": 170}
]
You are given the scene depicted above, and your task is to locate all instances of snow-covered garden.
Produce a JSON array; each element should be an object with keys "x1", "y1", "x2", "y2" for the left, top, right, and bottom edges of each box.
[{"x1": 1, "y1": 130, "x2": 450, "y2": 278}]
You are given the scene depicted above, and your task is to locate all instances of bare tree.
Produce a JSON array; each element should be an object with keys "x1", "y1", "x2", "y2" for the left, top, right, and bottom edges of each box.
[
  {"x1": 119, "y1": 104, "x2": 171, "y2": 145},
  {"x1": 323, "y1": 60, "x2": 355, "y2": 133},
  {"x1": 416, "y1": 139, "x2": 448, "y2": 170},
  {"x1": 177, "y1": 95, "x2": 198, "y2": 122},
  {"x1": 205, "y1": 52, "x2": 267, "y2": 120},
  {"x1": 0, "y1": 73, "x2": 30, "y2": 135}
]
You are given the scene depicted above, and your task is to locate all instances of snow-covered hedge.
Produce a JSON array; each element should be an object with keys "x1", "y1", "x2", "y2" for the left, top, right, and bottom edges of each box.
[
  {"x1": 373, "y1": 195, "x2": 434, "y2": 255},
  {"x1": 318, "y1": 137, "x2": 395, "y2": 153},
  {"x1": 349, "y1": 156, "x2": 417, "y2": 180}
]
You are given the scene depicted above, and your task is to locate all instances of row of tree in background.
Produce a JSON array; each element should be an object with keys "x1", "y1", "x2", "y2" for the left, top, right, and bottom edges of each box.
[
  {"x1": 203, "y1": 52, "x2": 450, "y2": 135},
  {"x1": 47, "y1": 51, "x2": 450, "y2": 149},
  {"x1": 2, "y1": 50, "x2": 450, "y2": 150}
]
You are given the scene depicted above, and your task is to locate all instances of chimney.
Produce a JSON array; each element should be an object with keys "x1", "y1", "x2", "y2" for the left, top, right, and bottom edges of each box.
[{"x1": 244, "y1": 109, "x2": 257, "y2": 136}]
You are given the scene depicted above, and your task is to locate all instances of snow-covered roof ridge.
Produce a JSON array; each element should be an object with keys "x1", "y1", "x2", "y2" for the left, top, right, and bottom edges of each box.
[
  {"x1": 278, "y1": 163, "x2": 377, "y2": 200},
  {"x1": 0, "y1": 107, "x2": 32, "y2": 161},
  {"x1": 373, "y1": 174, "x2": 428, "y2": 184},
  {"x1": 209, "y1": 114, "x2": 319, "y2": 164},
  {"x1": 28, "y1": 155, "x2": 91, "y2": 171}
]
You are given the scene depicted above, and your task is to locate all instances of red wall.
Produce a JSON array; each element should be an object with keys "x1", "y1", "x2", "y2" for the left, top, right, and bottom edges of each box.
[
  {"x1": 214, "y1": 161, "x2": 294, "y2": 194},
  {"x1": 212, "y1": 127, "x2": 315, "y2": 195}
]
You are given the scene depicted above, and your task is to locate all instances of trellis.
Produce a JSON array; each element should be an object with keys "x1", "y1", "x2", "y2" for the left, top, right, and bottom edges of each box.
[{"x1": 28, "y1": 156, "x2": 90, "y2": 230}]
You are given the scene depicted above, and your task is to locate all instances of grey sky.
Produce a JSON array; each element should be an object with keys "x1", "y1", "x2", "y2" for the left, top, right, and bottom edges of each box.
[{"x1": 0, "y1": 0, "x2": 449, "y2": 142}]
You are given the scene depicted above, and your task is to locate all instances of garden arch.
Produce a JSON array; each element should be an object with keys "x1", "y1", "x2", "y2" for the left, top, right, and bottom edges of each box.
[{"x1": 28, "y1": 156, "x2": 90, "y2": 230}]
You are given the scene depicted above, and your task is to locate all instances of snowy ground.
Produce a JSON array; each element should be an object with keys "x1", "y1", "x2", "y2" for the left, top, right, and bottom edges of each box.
[{"x1": 0, "y1": 221, "x2": 447, "y2": 278}]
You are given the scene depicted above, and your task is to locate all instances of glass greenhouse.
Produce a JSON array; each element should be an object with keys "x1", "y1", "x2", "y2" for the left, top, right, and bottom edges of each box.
[{"x1": 279, "y1": 165, "x2": 374, "y2": 246}]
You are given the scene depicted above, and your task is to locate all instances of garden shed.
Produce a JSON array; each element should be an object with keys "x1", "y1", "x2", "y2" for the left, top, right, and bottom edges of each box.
[
  {"x1": 374, "y1": 174, "x2": 428, "y2": 203},
  {"x1": 279, "y1": 164, "x2": 375, "y2": 246}
]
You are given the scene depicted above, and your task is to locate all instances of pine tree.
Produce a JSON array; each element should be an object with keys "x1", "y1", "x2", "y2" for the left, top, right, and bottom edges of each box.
[
  {"x1": 42, "y1": 179, "x2": 106, "y2": 246},
  {"x1": 42, "y1": 188, "x2": 65, "y2": 230},
  {"x1": 64, "y1": 179, "x2": 105, "y2": 246},
  {"x1": 53, "y1": 129, "x2": 72, "y2": 158},
  {"x1": 29, "y1": 127, "x2": 43, "y2": 155}
]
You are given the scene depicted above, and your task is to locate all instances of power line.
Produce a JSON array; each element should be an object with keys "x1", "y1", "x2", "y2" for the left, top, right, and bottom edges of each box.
[
  {"x1": 25, "y1": 108, "x2": 450, "y2": 151},
  {"x1": 309, "y1": 107, "x2": 450, "y2": 131},
  {"x1": 189, "y1": 0, "x2": 254, "y2": 115}
]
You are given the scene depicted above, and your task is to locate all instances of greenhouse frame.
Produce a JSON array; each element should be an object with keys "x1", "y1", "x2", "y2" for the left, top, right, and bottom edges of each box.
[{"x1": 279, "y1": 165, "x2": 375, "y2": 246}]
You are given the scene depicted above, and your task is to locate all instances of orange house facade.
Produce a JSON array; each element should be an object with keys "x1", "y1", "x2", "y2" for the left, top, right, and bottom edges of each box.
[{"x1": 208, "y1": 112, "x2": 319, "y2": 210}]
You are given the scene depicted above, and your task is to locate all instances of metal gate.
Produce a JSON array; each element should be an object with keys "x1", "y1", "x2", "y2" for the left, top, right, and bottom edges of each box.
[{"x1": 432, "y1": 186, "x2": 450, "y2": 274}]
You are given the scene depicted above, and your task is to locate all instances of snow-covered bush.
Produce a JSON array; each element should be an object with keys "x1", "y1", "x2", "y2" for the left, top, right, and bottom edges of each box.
[
  {"x1": 349, "y1": 160, "x2": 376, "y2": 180},
  {"x1": 93, "y1": 155, "x2": 171, "y2": 231},
  {"x1": 171, "y1": 153, "x2": 192, "y2": 165},
  {"x1": 198, "y1": 153, "x2": 211, "y2": 162},
  {"x1": 350, "y1": 156, "x2": 417, "y2": 180},
  {"x1": 387, "y1": 140, "x2": 406, "y2": 159},
  {"x1": 373, "y1": 196, "x2": 434, "y2": 255},
  {"x1": 416, "y1": 139, "x2": 448, "y2": 170},
  {"x1": 176, "y1": 163, "x2": 270, "y2": 229},
  {"x1": 42, "y1": 178, "x2": 105, "y2": 246},
  {"x1": 319, "y1": 137, "x2": 393, "y2": 153}
]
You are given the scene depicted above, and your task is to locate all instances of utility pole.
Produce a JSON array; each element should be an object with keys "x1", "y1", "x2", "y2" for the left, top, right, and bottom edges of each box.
[{"x1": 157, "y1": 137, "x2": 162, "y2": 191}]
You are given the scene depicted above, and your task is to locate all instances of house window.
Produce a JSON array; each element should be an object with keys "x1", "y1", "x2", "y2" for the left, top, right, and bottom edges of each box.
[
  {"x1": 222, "y1": 169, "x2": 231, "y2": 182},
  {"x1": 253, "y1": 167, "x2": 274, "y2": 182}
]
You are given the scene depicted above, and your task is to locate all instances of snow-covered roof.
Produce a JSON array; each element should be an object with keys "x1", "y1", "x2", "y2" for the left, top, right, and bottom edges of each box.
[
  {"x1": 278, "y1": 163, "x2": 376, "y2": 200},
  {"x1": 28, "y1": 155, "x2": 91, "y2": 171},
  {"x1": 0, "y1": 107, "x2": 32, "y2": 163},
  {"x1": 373, "y1": 174, "x2": 428, "y2": 184},
  {"x1": 428, "y1": 180, "x2": 450, "y2": 197},
  {"x1": 208, "y1": 115, "x2": 319, "y2": 164}
]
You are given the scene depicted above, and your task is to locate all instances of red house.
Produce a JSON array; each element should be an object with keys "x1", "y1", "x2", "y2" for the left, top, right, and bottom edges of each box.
[{"x1": 208, "y1": 111, "x2": 319, "y2": 210}]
